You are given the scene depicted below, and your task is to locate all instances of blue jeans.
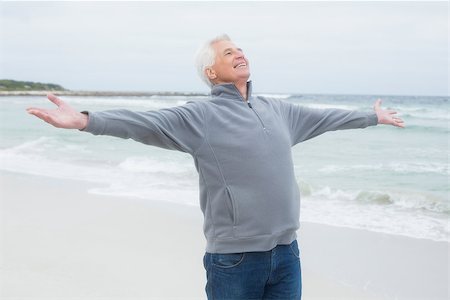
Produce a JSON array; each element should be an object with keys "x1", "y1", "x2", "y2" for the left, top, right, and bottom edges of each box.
[{"x1": 203, "y1": 240, "x2": 302, "y2": 300}]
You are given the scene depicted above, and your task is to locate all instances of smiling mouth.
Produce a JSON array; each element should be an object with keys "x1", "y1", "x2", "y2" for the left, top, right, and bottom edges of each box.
[{"x1": 234, "y1": 63, "x2": 247, "y2": 69}]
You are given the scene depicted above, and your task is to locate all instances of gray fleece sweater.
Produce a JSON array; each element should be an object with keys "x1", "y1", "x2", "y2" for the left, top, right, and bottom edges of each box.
[{"x1": 82, "y1": 81, "x2": 378, "y2": 253}]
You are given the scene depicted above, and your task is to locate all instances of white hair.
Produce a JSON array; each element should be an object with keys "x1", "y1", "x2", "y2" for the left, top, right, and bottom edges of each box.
[{"x1": 195, "y1": 34, "x2": 231, "y2": 88}]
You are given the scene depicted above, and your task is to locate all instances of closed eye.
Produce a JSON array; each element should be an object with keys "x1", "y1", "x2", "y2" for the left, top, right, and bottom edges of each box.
[
  {"x1": 223, "y1": 48, "x2": 235, "y2": 56},
  {"x1": 223, "y1": 48, "x2": 244, "y2": 56}
]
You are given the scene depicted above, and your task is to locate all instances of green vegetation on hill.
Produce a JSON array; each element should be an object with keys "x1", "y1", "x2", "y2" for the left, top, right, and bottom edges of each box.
[{"x1": 0, "y1": 79, "x2": 67, "y2": 91}]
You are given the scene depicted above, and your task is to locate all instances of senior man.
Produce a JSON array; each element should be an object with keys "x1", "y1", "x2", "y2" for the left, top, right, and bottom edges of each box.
[{"x1": 27, "y1": 34, "x2": 404, "y2": 299}]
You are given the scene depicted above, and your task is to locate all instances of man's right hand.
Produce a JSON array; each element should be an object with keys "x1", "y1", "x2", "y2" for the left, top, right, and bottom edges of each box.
[{"x1": 26, "y1": 93, "x2": 89, "y2": 130}]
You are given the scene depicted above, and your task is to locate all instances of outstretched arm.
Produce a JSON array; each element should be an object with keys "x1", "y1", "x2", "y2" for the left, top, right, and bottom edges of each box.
[
  {"x1": 279, "y1": 97, "x2": 405, "y2": 145},
  {"x1": 26, "y1": 93, "x2": 88, "y2": 129},
  {"x1": 26, "y1": 93, "x2": 206, "y2": 154}
]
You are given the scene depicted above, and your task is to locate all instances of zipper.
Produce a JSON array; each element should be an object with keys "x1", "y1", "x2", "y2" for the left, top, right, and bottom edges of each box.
[
  {"x1": 231, "y1": 84, "x2": 267, "y2": 131},
  {"x1": 246, "y1": 101, "x2": 266, "y2": 131}
]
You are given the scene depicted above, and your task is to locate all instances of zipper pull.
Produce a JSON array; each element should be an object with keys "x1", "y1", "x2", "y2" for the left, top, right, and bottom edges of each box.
[{"x1": 247, "y1": 102, "x2": 253, "y2": 108}]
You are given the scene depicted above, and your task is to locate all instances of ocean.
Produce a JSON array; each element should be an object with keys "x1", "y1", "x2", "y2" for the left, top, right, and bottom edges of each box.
[{"x1": 1, "y1": 93, "x2": 448, "y2": 242}]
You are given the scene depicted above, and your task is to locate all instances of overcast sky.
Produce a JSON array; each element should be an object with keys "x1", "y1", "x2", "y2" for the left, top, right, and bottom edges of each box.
[{"x1": 0, "y1": 1, "x2": 448, "y2": 96}]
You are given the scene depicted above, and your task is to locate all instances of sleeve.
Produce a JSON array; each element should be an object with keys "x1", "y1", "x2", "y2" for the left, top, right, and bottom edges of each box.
[
  {"x1": 279, "y1": 100, "x2": 378, "y2": 145},
  {"x1": 80, "y1": 101, "x2": 205, "y2": 155}
]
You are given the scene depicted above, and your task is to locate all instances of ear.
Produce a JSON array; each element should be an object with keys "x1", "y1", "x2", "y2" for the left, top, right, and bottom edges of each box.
[{"x1": 205, "y1": 67, "x2": 217, "y2": 81}]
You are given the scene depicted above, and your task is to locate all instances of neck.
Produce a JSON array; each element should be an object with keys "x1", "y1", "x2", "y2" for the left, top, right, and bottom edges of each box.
[{"x1": 234, "y1": 81, "x2": 248, "y2": 100}]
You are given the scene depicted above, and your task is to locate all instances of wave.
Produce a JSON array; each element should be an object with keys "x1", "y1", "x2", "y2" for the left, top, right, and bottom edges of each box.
[
  {"x1": 400, "y1": 124, "x2": 449, "y2": 134},
  {"x1": 395, "y1": 106, "x2": 450, "y2": 121},
  {"x1": 0, "y1": 137, "x2": 115, "y2": 184},
  {"x1": 299, "y1": 180, "x2": 449, "y2": 242},
  {"x1": 318, "y1": 162, "x2": 449, "y2": 176},
  {"x1": 65, "y1": 97, "x2": 190, "y2": 109},
  {"x1": 88, "y1": 184, "x2": 199, "y2": 207},
  {"x1": 302, "y1": 103, "x2": 359, "y2": 110},
  {"x1": 300, "y1": 181, "x2": 449, "y2": 214},
  {"x1": 118, "y1": 156, "x2": 190, "y2": 174},
  {"x1": 0, "y1": 139, "x2": 199, "y2": 207},
  {"x1": 255, "y1": 93, "x2": 293, "y2": 99}
]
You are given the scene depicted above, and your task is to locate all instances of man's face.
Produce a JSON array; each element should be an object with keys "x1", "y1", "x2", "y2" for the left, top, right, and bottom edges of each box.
[{"x1": 208, "y1": 40, "x2": 250, "y2": 85}]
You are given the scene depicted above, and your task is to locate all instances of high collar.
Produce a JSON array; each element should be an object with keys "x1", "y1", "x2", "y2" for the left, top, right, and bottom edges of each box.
[{"x1": 210, "y1": 81, "x2": 253, "y2": 101}]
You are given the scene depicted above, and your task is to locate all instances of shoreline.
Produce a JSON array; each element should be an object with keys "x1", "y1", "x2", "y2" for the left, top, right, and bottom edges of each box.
[
  {"x1": 1, "y1": 170, "x2": 448, "y2": 299},
  {"x1": 0, "y1": 90, "x2": 209, "y2": 97}
]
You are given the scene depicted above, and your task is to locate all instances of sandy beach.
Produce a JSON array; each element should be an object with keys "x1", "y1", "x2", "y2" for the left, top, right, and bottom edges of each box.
[{"x1": 1, "y1": 170, "x2": 448, "y2": 299}]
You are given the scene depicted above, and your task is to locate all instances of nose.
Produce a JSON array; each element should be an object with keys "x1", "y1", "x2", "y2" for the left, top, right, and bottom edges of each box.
[{"x1": 235, "y1": 49, "x2": 245, "y2": 60}]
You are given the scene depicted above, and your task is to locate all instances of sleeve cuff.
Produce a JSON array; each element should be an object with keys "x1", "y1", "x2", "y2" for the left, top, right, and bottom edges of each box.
[
  {"x1": 79, "y1": 111, "x2": 105, "y2": 134},
  {"x1": 367, "y1": 112, "x2": 379, "y2": 126}
]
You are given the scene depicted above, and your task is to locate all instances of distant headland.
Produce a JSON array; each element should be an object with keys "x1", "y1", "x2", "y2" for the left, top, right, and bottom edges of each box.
[{"x1": 0, "y1": 79, "x2": 208, "y2": 97}]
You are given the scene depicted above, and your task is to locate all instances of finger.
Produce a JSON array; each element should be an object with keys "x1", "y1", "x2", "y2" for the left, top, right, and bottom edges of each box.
[
  {"x1": 373, "y1": 99, "x2": 382, "y2": 110},
  {"x1": 26, "y1": 107, "x2": 62, "y2": 128},
  {"x1": 47, "y1": 93, "x2": 63, "y2": 107},
  {"x1": 27, "y1": 109, "x2": 50, "y2": 120},
  {"x1": 26, "y1": 107, "x2": 48, "y2": 115},
  {"x1": 393, "y1": 119, "x2": 405, "y2": 128}
]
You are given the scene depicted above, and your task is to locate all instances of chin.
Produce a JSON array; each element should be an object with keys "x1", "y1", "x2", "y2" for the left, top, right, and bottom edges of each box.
[{"x1": 237, "y1": 71, "x2": 250, "y2": 81}]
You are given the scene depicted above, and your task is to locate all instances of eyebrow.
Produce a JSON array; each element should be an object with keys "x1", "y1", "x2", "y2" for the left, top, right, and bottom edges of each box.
[{"x1": 223, "y1": 47, "x2": 243, "y2": 54}]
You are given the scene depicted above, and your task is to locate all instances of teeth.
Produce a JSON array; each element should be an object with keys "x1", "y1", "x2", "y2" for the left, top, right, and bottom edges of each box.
[{"x1": 235, "y1": 63, "x2": 246, "y2": 68}]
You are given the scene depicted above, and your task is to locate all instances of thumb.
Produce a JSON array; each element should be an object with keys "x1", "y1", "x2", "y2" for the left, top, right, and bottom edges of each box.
[
  {"x1": 374, "y1": 98, "x2": 382, "y2": 111},
  {"x1": 47, "y1": 93, "x2": 63, "y2": 107}
]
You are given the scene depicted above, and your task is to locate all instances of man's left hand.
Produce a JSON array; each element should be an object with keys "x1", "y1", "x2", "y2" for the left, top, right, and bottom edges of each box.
[{"x1": 373, "y1": 99, "x2": 405, "y2": 128}]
